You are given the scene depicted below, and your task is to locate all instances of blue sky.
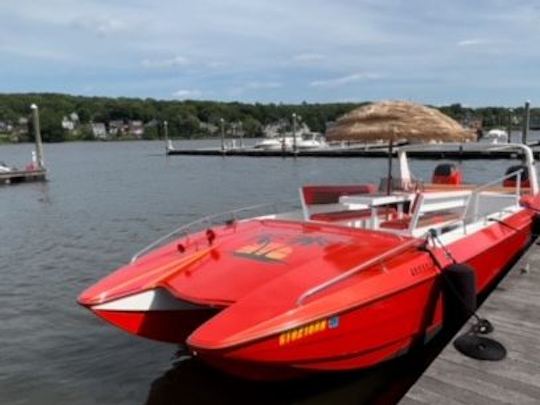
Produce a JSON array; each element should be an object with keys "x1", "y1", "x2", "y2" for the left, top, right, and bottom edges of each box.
[{"x1": 1, "y1": 0, "x2": 539, "y2": 106}]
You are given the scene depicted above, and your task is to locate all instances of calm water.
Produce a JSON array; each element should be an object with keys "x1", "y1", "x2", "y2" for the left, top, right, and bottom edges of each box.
[{"x1": 0, "y1": 140, "x2": 527, "y2": 404}]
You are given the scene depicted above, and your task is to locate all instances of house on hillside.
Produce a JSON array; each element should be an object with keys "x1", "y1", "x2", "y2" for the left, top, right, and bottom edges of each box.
[
  {"x1": 199, "y1": 121, "x2": 218, "y2": 135},
  {"x1": 0, "y1": 121, "x2": 13, "y2": 133},
  {"x1": 108, "y1": 120, "x2": 125, "y2": 136},
  {"x1": 91, "y1": 123, "x2": 107, "y2": 140},
  {"x1": 13, "y1": 117, "x2": 29, "y2": 136},
  {"x1": 61, "y1": 116, "x2": 76, "y2": 131},
  {"x1": 128, "y1": 120, "x2": 144, "y2": 138}
]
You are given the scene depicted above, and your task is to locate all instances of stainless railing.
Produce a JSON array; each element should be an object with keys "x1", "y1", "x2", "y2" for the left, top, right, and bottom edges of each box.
[
  {"x1": 464, "y1": 169, "x2": 523, "y2": 224},
  {"x1": 296, "y1": 237, "x2": 425, "y2": 305},
  {"x1": 130, "y1": 201, "x2": 297, "y2": 263}
]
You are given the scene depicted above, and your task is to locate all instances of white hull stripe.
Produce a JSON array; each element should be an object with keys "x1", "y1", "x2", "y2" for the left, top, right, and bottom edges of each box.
[{"x1": 93, "y1": 289, "x2": 203, "y2": 311}]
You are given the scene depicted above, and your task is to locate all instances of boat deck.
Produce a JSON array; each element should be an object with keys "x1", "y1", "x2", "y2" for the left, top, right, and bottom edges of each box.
[{"x1": 401, "y1": 242, "x2": 540, "y2": 404}]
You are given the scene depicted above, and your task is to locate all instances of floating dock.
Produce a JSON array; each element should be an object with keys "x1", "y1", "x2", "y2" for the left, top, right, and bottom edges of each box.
[
  {"x1": 401, "y1": 244, "x2": 540, "y2": 404},
  {"x1": 0, "y1": 169, "x2": 47, "y2": 185},
  {"x1": 0, "y1": 104, "x2": 47, "y2": 186},
  {"x1": 166, "y1": 145, "x2": 540, "y2": 160}
]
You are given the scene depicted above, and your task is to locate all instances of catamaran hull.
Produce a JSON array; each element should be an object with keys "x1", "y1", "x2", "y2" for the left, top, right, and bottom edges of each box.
[
  {"x1": 190, "y1": 211, "x2": 534, "y2": 379},
  {"x1": 83, "y1": 288, "x2": 219, "y2": 343},
  {"x1": 193, "y1": 278, "x2": 444, "y2": 379},
  {"x1": 92, "y1": 308, "x2": 217, "y2": 343}
]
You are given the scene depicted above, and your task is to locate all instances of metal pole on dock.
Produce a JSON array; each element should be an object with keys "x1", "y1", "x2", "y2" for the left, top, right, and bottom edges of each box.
[
  {"x1": 292, "y1": 113, "x2": 297, "y2": 153},
  {"x1": 220, "y1": 118, "x2": 225, "y2": 152},
  {"x1": 507, "y1": 109, "x2": 513, "y2": 143},
  {"x1": 522, "y1": 101, "x2": 530, "y2": 144},
  {"x1": 30, "y1": 104, "x2": 44, "y2": 169}
]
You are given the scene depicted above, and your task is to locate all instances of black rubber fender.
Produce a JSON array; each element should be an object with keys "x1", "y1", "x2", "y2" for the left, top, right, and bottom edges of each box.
[{"x1": 442, "y1": 263, "x2": 477, "y2": 325}]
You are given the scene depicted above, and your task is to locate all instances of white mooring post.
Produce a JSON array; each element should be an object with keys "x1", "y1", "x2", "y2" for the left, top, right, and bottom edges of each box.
[
  {"x1": 163, "y1": 120, "x2": 173, "y2": 152},
  {"x1": 220, "y1": 118, "x2": 225, "y2": 152},
  {"x1": 30, "y1": 104, "x2": 45, "y2": 169},
  {"x1": 292, "y1": 112, "x2": 297, "y2": 153}
]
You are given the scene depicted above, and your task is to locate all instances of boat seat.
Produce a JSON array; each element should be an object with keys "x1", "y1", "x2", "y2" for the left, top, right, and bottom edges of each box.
[
  {"x1": 302, "y1": 184, "x2": 377, "y2": 204},
  {"x1": 300, "y1": 184, "x2": 377, "y2": 221},
  {"x1": 380, "y1": 211, "x2": 461, "y2": 230}
]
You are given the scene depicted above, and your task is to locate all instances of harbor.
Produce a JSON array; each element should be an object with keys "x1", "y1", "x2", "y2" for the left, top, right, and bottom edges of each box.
[
  {"x1": 1, "y1": 140, "x2": 539, "y2": 404},
  {"x1": 4, "y1": 0, "x2": 540, "y2": 403},
  {"x1": 165, "y1": 100, "x2": 540, "y2": 160}
]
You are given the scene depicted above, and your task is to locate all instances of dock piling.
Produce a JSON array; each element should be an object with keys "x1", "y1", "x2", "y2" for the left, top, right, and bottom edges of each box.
[
  {"x1": 220, "y1": 118, "x2": 225, "y2": 152},
  {"x1": 522, "y1": 100, "x2": 530, "y2": 144},
  {"x1": 507, "y1": 108, "x2": 513, "y2": 143},
  {"x1": 30, "y1": 104, "x2": 44, "y2": 169},
  {"x1": 292, "y1": 113, "x2": 297, "y2": 153},
  {"x1": 163, "y1": 120, "x2": 172, "y2": 152}
]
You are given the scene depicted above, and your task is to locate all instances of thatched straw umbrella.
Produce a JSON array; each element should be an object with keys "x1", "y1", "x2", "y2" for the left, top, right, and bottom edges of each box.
[{"x1": 326, "y1": 100, "x2": 476, "y2": 194}]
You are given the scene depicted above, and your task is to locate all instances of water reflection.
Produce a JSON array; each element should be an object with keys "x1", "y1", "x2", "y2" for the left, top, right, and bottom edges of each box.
[{"x1": 144, "y1": 330, "x2": 455, "y2": 405}]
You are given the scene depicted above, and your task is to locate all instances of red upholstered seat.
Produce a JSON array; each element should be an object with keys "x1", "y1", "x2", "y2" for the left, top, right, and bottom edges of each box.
[
  {"x1": 380, "y1": 211, "x2": 460, "y2": 230},
  {"x1": 379, "y1": 215, "x2": 412, "y2": 230},
  {"x1": 302, "y1": 184, "x2": 377, "y2": 205}
]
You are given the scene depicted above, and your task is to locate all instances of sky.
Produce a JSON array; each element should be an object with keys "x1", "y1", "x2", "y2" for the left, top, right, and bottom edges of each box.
[{"x1": 1, "y1": 0, "x2": 539, "y2": 106}]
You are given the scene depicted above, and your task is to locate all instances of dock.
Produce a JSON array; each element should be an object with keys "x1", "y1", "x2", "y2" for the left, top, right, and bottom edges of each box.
[
  {"x1": 401, "y1": 243, "x2": 540, "y2": 404},
  {"x1": 0, "y1": 169, "x2": 47, "y2": 185},
  {"x1": 166, "y1": 146, "x2": 540, "y2": 160},
  {"x1": 0, "y1": 104, "x2": 47, "y2": 186}
]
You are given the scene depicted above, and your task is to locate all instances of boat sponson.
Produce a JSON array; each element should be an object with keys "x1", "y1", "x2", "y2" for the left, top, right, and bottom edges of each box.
[{"x1": 78, "y1": 219, "x2": 411, "y2": 309}]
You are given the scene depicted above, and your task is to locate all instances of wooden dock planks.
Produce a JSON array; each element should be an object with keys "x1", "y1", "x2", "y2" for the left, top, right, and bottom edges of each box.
[
  {"x1": 0, "y1": 169, "x2": 47, "y2": 185},
  {"x1": 401, "y1": 244, "x2": 540, "y2": 404}
]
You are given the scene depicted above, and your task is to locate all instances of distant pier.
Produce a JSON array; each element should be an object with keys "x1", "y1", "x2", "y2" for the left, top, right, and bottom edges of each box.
[
  {"x1": 0, "y1": 103, "x2": 47, "y2": 186},
  {"x1": 401, "y1": 243, "x2": 540, "y2": 404},
  {"x1": 166, "y1": 145, "x2": 540, "y2": 160}
]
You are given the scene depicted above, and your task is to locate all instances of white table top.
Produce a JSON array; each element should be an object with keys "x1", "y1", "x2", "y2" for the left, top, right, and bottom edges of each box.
[{"x1": 339, "y1": 193, "x2": 410, "y2": 207}]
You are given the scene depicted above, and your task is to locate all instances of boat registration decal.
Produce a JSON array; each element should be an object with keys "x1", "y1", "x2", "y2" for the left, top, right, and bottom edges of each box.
[{"x1": 278, "y1": 316, "x2": 340, "y2": 346}]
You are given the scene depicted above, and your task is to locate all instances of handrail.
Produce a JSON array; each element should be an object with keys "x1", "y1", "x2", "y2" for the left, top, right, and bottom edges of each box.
[
  {"x1": 469, "y1": 168, "x2": 524, "y2": 193},
  {"x1": 130, "y1": 202, "x2": 289, "y2": 263},
  {"x1": 296, "y1": 237, "x2": 425, "y2": 306},
  {"x1": 463, "y1": 169, "x2": 523, "y2": 224}
]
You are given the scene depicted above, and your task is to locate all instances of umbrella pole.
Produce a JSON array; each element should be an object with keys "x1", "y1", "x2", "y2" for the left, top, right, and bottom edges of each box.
[{"x1": 386, "y1": 139, "x2": 393, "y2": 195}]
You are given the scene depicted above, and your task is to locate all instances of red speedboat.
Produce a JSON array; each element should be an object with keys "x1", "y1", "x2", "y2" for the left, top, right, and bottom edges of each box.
[{"x1": 79, "y1": 143, "x2": 540, "y2": 379}]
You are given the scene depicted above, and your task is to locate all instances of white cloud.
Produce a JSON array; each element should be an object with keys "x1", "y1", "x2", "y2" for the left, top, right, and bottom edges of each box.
[
  {"x1": 71, "y1": 15, "x2": 128, "y2": 36},
  {"x1": 245, "y1": 81, "x2": 282, "y2": 90},
  {"x1": 310, "y1": 73, "x2": 382, "y2": 88},
  {"x1": 142, "y1": 56, "x2": 190, "y2": 68},
  {"x1": 2, "y1": 0, "x2": 540, "y2": 104},
  {"x1": 172, "y1": 89, "x2": 202, "y2": 99},
  {"x1": 292, "y1": 53, "x2": 325, "y2": 63},
  {"x1": 207, "y1": 60, "x2": 228, "y2": 69},
  {"x1": 457, "y1": 38, "x2": 487, "y2": 47}
]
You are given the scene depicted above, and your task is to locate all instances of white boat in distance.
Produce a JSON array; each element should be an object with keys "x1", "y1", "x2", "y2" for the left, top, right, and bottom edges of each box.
[{"x1": 254, "y1": 133, "x2": 327, "y2": 151}]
